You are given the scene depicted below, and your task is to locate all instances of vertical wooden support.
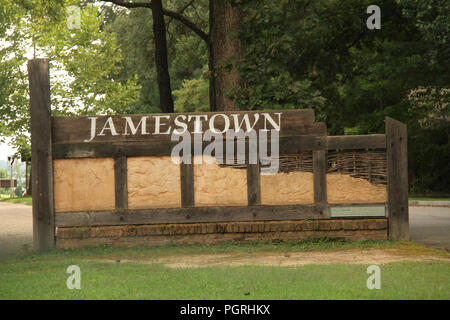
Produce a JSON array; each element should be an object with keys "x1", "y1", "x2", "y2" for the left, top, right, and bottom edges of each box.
[
  {"x1": 247, "y1": 162, "x2": 261, "y2": 205},
  {"x1": 28, "y1": 59, "x2": 55, "y2": 251},
  {"x1": 181, "y1": 162, "x2": 194, "y2": 207},
  {"x1": 313, "y1": 150, "x2": 327, "y2": 206},
  {"x1": 386, "y1": 117, "x2": 409, "y2": 240},
  {"x1": 114, "y1": 156, "x2": 128, "y2": 210}
]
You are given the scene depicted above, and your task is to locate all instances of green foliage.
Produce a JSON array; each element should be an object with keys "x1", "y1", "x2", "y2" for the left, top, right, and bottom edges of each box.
[
  {"x1": 235, "y1": 0, "x2": 449, "y2": 192},
  {"x1": 0, "y1": 168, "x2": 8, "y2": 179},
  {"x1": 14, "y1": 184, "x2": 24, "y2": 197},
  {"x1": 33, "y1": 3, "x2": 141, "y2": 116},
  {"x1": 101, "y1": 0, "x2": 209, "y2": 113},
  {"x1": 0, "y1": 0, "x2": 141, "y2": 151},
  {"x1": 173, "y1": 74, "x2": 209, "y2": 112}
]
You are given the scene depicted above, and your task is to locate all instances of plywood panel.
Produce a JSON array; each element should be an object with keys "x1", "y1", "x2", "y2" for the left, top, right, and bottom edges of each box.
[
  {"x1": 53, "y1": 158, "x2": 115, "y2": 212},
  {"x1": 127, "y1": 156, "x2": 181, "y2": 209},
  {"x1": 327, "y1": 174, "x2": 387, "y2": 204},
  {"x1": 260, "y1": 172, "x2": 314, "y2": 205},
  {"x1": 194, "y1": 155, "x2": 247, "y2": 206}
]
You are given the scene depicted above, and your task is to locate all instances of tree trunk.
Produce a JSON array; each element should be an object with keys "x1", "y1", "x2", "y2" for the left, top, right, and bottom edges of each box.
[
  {"x1": 209, "y1": 0, "x2": 246, "y2": 112},
  {"x1": 152, "y1": 0, "x2": 174, "y2": 113}
]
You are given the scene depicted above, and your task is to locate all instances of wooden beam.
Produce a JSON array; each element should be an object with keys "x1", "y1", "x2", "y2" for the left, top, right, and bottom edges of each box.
[
  {"x1": 327, "y1": 134, "x2": 386, "y2": 150},
  {"x1": 53, "y1": 135, "x2": 328, "y2": 159},
  {"x1": 386, "y1": 117, "x2": 409, "y2": 240},
  {"x1": 180, "y1": 162, "x2": 194, "y2": 207},
  {"x1": 55, "y1": 205, "x2": 328, "y2": 227},
  {"x1": 50, "y1": 109, "x2": 320, "y2": 144},
  {"x1": 247, "y1": 162, "x2": 261, "y2": 205},
  {"x1": 52, "y1": 141, "x2": 174, "y2": 159},
  {"x1": 28, "y1": 59, "x2": 55, "y2": 251},
  {"x1": 114, "y1": 156, "x2": 128, "y2": 210},
  {"x1": 313, "y1": 150, "x2": 327, "y2": 206}
]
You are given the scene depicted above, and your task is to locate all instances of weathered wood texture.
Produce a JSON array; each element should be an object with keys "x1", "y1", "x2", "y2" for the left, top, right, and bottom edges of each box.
[
  {"x1": 28, "y1": 59, "x2": 55, "y2": 251},
  {"x1": 313, "y1": 150, "x2": 327, "y2": 205},
  {"x1": 247, "y1": 162, "x2": 261, "y2": 205},
  {"x1": 386, "y1": 117, "x2": 409, "y2": 240},
  {"x1": 51, "y1": 109, "x2": 321, "y2": 144},
  {"x1": 114, "y1": 156, "x2": 128, "y2": 210},
  {"x1": 55, "y1": 219, "x2": 388, "y2": 248},
  {"x1": 53, "y1": 134, "x2": 388, "y2": 159},
  {"x1": 52, "y1": 135, "x2": 328, "y2": 159},
  {"x1": 55, "y1": 205, "x2": 328, "y2": 227},
  {"x1": 327, "y1": 134, "x2": 386, "y2": 150},
  {"x1": 180, "y1": 162, "x2": 194, "y2": 207}
]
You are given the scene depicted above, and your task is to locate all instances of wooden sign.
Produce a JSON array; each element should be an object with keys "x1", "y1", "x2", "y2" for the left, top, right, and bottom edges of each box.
[
  {"x1": 28, "y1": 58, "x2": 410, "y2": 251},
  {"x1": 51, "y1": 109, "x2": 327, "y2": 144},
  {"x1": 0, "y1": 179, "x2": 17, "y2": 188}
]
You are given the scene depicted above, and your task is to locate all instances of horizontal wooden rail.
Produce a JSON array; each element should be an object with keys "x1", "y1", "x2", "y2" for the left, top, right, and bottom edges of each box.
[
  {"x1": 52, "y1": 136, "x2": 328, "y2": 159},
  {"x1": 55, "y1": 205, "x2": 330, "y2": 227},
  {"x1": 52, "y1": 135, "x2": 387, "y2": 159},
  {"x1": 327, "y1": 134, "x2": 386, "y2": 150}
]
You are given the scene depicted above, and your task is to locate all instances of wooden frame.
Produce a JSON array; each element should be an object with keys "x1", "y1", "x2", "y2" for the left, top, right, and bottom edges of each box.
[{"x1": 28, "y1": 59, "x2": 408, "y2": 251}]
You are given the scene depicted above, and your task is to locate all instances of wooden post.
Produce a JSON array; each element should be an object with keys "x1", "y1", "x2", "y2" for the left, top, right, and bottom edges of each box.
[
  {"x1": 114, "y1": 156, "x2": 128, "y2": 210},
  {"x1": 28, "y1": 59, "x2": 55, "y2": 251},
  {"x1": 386, "y1": 117, "x2": 409, "y2": 240},
  {"x1": 247, "y1": 162, "x2": 261, "y2": 205},
  {"x1": 313, "y1": 150, "x2": 327, "y2": 206},
  {"x1": 180, "y1": 162, "x2": 194, "y2": 207}
]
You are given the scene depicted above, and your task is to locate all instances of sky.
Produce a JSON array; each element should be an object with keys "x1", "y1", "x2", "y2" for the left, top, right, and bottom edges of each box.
[{"x1": 0, "y1": 141, "x2": 16, "y2": 162}]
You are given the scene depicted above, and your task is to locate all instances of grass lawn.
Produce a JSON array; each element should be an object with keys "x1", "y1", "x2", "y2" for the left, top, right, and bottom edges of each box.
[
  {"x1": 0, "y1": 195, "x2": 32, "y2": 205},
  {"x1": 409, "y1": 197, "x2": 450, "y2": 201},
  {"x1": 0, "y1": 240, "x2": 448, "y2": 300},
  {"x1": 409, "y1": 193, "x2": 450, "y2": 201}
]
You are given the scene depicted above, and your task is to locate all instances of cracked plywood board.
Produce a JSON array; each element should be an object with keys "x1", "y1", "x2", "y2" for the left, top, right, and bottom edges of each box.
[
  {"x1": 53, "y1": 158, "x2": 115, "y2": 212},
  {"x1": 127, "y1": 156, "x2": 181, "y2": 209}
]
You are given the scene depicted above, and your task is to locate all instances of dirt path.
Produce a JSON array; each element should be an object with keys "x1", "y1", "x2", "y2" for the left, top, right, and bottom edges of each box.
[
  {"x1": 0, "y1": 202, "x2": 32, "y2": 260},
  {"x1": 94, "y1": 247, "x2": 449, "y2": 268}
]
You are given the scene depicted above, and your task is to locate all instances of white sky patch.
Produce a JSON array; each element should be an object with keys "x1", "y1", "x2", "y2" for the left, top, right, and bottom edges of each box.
[{"x1": 0, "y1": 140, "x2": 17, "y2": 161}]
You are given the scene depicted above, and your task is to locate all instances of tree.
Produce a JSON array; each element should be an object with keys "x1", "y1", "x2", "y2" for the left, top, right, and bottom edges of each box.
[
  {"x1": 0, "y1": 169, "x2": 8, "y2": 179},
  {"x1": 0, "y1": 0, "x2": 141, "y2": 152},
  {"x1": 209, "y1": 0, "x2": 245, "y2": 111},
  {"x1": 103, "y1": 0, "x2": 246, "y2": 111}
]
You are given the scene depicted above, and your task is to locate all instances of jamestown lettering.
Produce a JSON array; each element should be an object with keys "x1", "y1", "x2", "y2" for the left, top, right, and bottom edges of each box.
[{"x1": 83, "y1": 112, "x2": 282, "y2": 142}]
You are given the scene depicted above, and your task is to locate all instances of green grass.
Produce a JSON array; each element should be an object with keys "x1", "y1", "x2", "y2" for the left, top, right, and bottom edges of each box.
[
  {"x1": 409, "y1": 192, "x2": 450, "y2": 201},
  {"x1": 409, "y1": 197, "x2": 450, "y2": 201},
  {"x1": 0, "y1": 240, "x2": 448, "y2": 299},
  {"x1": 8, "y1": 238, "x2": 407, "y2": 260},
  {"x1": 0, "y1": 195, "x2": 32, "y2": 205}
]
